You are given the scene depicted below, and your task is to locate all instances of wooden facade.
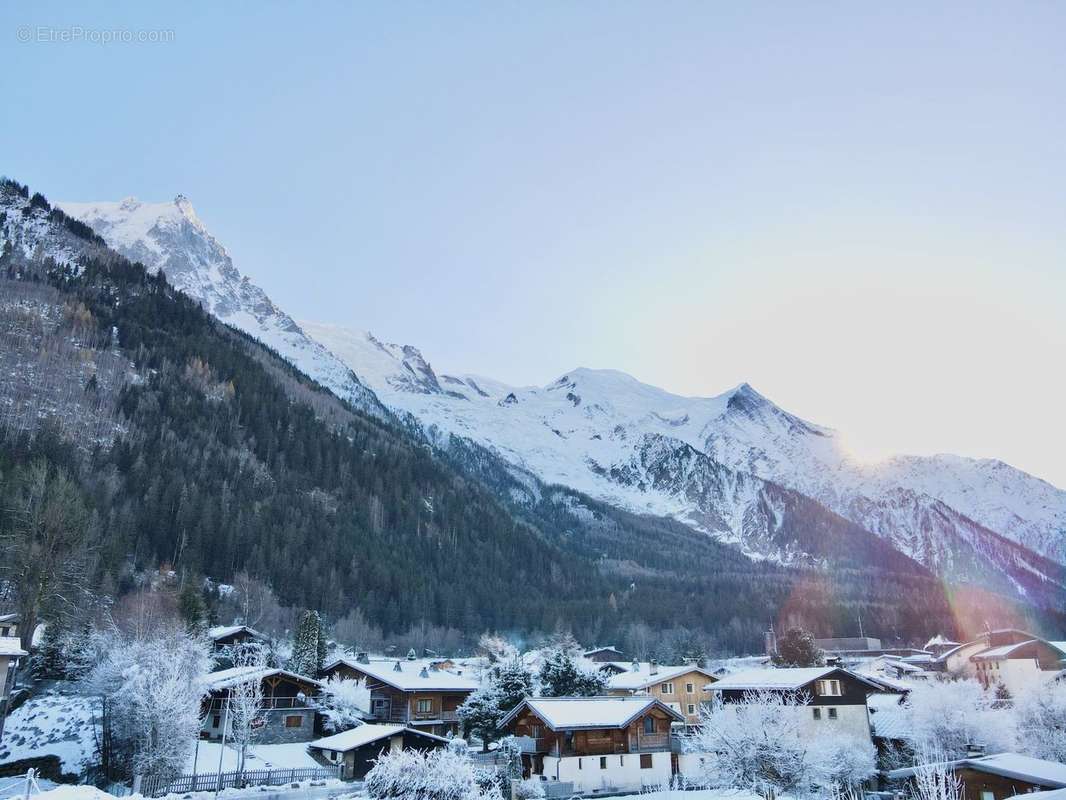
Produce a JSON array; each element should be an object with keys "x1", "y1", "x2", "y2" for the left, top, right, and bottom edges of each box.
[
  {"x1": 321, "y1": 660, "x2": 473, "y2": 736},
  {"x1": 507, "y1": 704, "x2": 676, "y2": 758}
]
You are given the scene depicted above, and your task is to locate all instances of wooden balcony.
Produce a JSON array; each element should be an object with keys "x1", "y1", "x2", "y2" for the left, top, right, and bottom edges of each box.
[
  {"x1": 375, "y1": 707, "x2": 459, "y2": 724},
  {"x1": 206, "y1": 696, "x2": 316, "y2": 712}
]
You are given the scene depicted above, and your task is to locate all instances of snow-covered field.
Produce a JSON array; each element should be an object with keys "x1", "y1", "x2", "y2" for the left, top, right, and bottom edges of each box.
[{"x1": 0, "y1": 687, "x2": 98, "y2": 775}]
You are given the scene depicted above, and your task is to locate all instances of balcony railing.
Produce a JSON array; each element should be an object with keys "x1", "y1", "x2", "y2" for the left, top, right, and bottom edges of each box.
[
  {"x1": 206, "y1": 697, "x2": 316, "y2": 712},
  {"x1": 376, "y1": 707, "x2": 459, "y2": 724},
  {"x1": 517, "y1": 733, "x2": 675, "y2": 757}
]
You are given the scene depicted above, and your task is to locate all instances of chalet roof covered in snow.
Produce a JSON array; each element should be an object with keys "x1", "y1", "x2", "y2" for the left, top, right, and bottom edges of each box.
[
  {"x1": 708, "y1": 666, "x2": 883, "y2": 692},
  {"x1": 889, "y1": 753, "x2": 1066, "y2": 788},
  {"x1": 584, "y1": 646, "x2": 625, "y2": 657},
  {"x1": 207, "y1": 624, "x2": 266, "y2": 642},
  {"x1": 499, "y1": 695, "x2": 684, "y2": 731},
  {"x1": 0, "y1": 636, "x2": 27, "y2": 657},
  {"x1": 867, "y1": 692, "x2": 909, "y2": 741},
  {"x1": 204, "y1": 666, "x2": 323, "y2": 691},
  {"x1": 327, "y1": 657, "x2": 480, "y2": 692},
  {"x1": 607, "y1": 663, "x2": 715, "y2": 691},
  {"x1": 309, "y1": 724, "x2": 448, "y2": 752}
]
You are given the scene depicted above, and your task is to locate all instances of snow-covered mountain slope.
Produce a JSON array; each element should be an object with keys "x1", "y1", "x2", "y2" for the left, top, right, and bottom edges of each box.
[
  {"x1": 57, "y1": 197, "x2": 385, "y2": 417},
  {"x1": 302, "y1": 323, "x2": 1066, "y2": 580},
  {"x1": 46, "y1": 189, "x2": 1063, "y2": 592}
]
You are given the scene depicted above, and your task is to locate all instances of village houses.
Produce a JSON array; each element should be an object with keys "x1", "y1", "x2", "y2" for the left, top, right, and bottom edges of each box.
[
  {"x1": 605, "y1": 660, "x2": 717, "y2": 725},
  {"x1": 201, "y1": 666, "x2": 323, "y2": 743},
  {"x1": 498, "y1": 696, "x2": 684, "y2": 794},
  {"x1": 321, "y1": 652, "x2": 478, "y2": 737}
]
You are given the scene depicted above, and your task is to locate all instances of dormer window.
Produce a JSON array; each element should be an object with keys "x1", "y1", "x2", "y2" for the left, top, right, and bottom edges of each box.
[{"x1": 815, "y1": 679, "x2": 842, "y2": 697}]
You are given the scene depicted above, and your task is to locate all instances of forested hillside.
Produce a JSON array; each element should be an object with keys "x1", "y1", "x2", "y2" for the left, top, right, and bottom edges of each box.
[{"x1": 1, "y1": 178, "x2": 1058, "y2": 655}]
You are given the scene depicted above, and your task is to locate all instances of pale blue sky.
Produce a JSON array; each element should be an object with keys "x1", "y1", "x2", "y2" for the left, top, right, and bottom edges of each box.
[{"x1": 3, "y1": 2, "x2": 1064, "y2": 485}]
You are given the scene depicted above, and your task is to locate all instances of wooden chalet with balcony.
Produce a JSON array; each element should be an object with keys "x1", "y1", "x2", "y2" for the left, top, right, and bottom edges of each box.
[
  {"x1": 202, "y1": 666, "x2": 323, "y2": 744},
  {"x1": 321, "y1": 654, "x2": 478, "y2": 737},
  {"x1": 498, "y1": 696, "x2": 684, "y2": 794}
]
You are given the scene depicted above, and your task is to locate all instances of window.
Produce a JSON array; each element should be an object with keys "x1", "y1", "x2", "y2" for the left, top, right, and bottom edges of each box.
[
  {"x1": 416, "y1": 698, "x2": 434, "y2": 714},
  {"x1": 640, "y1": 754, "x2": 653, "y2": 770},
  {"x1": 599, "y1": 757, "x2": 607, "y2": 770},
  {"x1": 827, "y1": 708, "x2": 838, "y2": 720},
  {"x1": 815, "y1": 679, "x2": 842, "y2": 697},
  {"x1": 530, "y1": 724, "x2": 542, "y2": 738},
  {"x1": 619, "y1": 757, "x2": 624, "y2": 766},
  {"x1": 212, "y1": 714, "x2": 221, "y2": 728},
  {"x1": 979, "y1": 793, "x2": 994, "y2": 800},
  {"x1": 660, "y1": 682, "x2": 675, "y2": 694},
  {"x1": 685, "y1": 683, "x2": 694, "y2": 694},
  {"x1": 643, "y1": 716, "x2": 655, "y2": 734},
  {"x1": 686, "y1": 704, "x2": 695, "y2": 715},
  {"x1": 578, "y1": 758, "x2": 582, "y2": 770},
  {"x1": 812, "y1": 708, "x2": 822, "y2": 720},
  {"x1": 285, "y1": 715, "x2": 302, "y2": 728}
]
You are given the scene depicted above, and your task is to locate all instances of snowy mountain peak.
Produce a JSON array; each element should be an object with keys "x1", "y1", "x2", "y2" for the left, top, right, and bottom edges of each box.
[{"x1": 58, "y1": 196, "x2": 384, "y2": 417}]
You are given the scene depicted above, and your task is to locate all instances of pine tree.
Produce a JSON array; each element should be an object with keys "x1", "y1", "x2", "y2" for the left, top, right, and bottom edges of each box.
[
  {"x1": 495, "y1": 659, "x2": 534, "y2": 716},
  {"x1": 458, "y1": 684, "x2": 504, "y2": 752},
  {"x1": 178, "y1": 582, "x2": 207, "y2": 634},
  {"x1": 289, "y1": 609, "x2": 325, "y2": 677},
  {"x1": 538, "y1": 649, "x2": 606, "y2": 697},
  {"x1": 771, "y1": 627, "x2": 826, "y2": 667}
]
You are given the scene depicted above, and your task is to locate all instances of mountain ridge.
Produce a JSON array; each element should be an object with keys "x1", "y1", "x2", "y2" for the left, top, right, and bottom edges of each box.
[{"x1": 54, "y1": 194, "x2": 1066, "y2": 597}]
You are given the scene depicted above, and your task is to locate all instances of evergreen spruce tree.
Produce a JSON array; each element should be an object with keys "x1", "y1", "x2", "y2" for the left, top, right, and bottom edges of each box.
[
  {"x1": 289, "y1": 610, "x2": 325, "y2": 677},
  {"x1": 495, "y1": 659, "x2": 534, "y2": 716},
  {"x1": 771, "y1": 627, "x2": 826, "y2": 667},
  {"x1": 538, "y1": 649, "x2": 607, "y2": 697},
  {"x1": 178, "y1": 582, "x2": 207, "y2": 634},
  {"x1": 457, "y1": 684, "x2": 503, "y2": 752},
  {"x1": 34, "y1": 620, "x2": 66, "y2": 679}
]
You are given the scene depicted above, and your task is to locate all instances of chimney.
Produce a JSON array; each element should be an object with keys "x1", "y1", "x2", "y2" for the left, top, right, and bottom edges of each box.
[
  {"x1": 393, "y1": 660, "x2": 402, "y2": 672},
  {"x1": 764, "y1": 626, "x2": 778, "y2": 657},
  {"x1": 419, "y1": 667, "x2": 429, "y2": 678},
  {"x1": 407, "y1": 648, "x2": 417, "y2": 661},
  {"x1": 649, "y1": 659, "x2": 658, "y2": 676},
  {"x1": 966, "y1": 743, "x2": 986, "y2": 758},
  {"x1": 631, "y1": 660, "x2": 640, "y2": 672},
  {"x1": 357, "y1": 652, "x2": 370, "y2": 664}
]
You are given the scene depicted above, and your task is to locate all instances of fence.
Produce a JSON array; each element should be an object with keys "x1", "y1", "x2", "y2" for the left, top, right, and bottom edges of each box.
[{"x1": 140, "y1": 765, "x2": 341, "y2": 797}]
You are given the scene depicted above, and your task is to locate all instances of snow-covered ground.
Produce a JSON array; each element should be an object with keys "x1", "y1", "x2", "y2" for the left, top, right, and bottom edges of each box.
[
  {"x1": 186, "y1": 742, "x2": 321, "y2": 773},
  {"x1": 610, "y1": 790, "x2": 760, "y2": 800},
  {"x1": 0, "y1": 780, "x2": 346, "y2": 800},
  {"x1": 0, "y1": 687, "x2": 98, "y2": 775}
]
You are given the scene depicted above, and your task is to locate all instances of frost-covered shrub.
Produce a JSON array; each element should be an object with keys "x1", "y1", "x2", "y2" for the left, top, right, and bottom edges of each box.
[
  {"x1": 512, "y1": 778, "x2": 545, "y2": 800},
  {"x1": 320, "y1": 675, "x2": 371, "y2": 733},
  {"x1": 1013, "y1": 681, "x2": 1066, "y2": 762},
  {"x1": 901, "y1": 680, "x2": 1014, "y2": 760},
  {"x1": 688, "y1": 690, "x2": 874, "y2": 800},
  {"x1": 366, "y1": 747, "x2": 503, "y2": 800}
]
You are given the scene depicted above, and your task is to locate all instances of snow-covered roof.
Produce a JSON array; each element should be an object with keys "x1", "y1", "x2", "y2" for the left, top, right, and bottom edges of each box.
[
  {"x1": 584, "y1": 646, "x2": 624, "y2": 656},
  {"x1": 889, "y1": 753, "x2": 1066, "y2": 788},
  {"x1": 205, "y1": 666, "x2": 323, "y2": 691},
  {"x1": 867, "y1": 692, "x2": 910, "y2": 741},
  {"x1": 499, "y1": 696, "x2": 684, "y2": 731},
  {"x1": 207, "y1": 624, "x2": 267, "y2": 642},
  {"x1": 709, "y1": 666, "x2": 884, "y2": 692},
  {"x1": 309, "y1": 723, "x2": 448, "y2": 752},
  {"x1": 607, "y1": 663, "x2": 714, "y2": 691},
  {"x1": 0, "y1": 636, "x2": 28, "y2": 657},
  {"x1": 924, "y1": 634, "x2": 959, "y2": 649},
  {"x1": 326, "y1": 658, "x2": 479, "y2": 692},
  {"x1": 1017, "y1": 790, "x2": 1066, "y2": 800},
  {"x1": 0, "y1": 612, "x2": 18, "y2": 624}
]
